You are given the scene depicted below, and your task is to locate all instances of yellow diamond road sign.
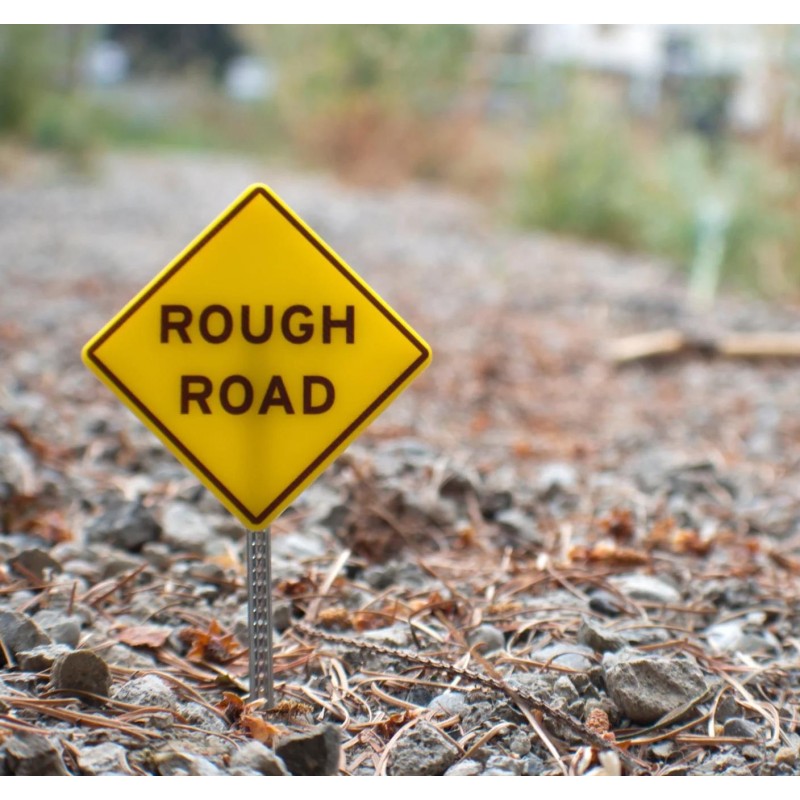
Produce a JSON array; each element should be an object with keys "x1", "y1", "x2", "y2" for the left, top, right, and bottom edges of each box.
[{"x1": 82, "y1": 184, "x2": 431, "y2": 530}]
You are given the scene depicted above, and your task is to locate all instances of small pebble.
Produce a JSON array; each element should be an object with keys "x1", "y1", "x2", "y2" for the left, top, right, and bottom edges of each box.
[
  {"x1": 444, "y1": 759, "x2": 482, "y2": 776},
  {"x1": 723, "y1": 718, "x2": 759, "y2": 739},
  {"x1": 467, "y1": 623, "x2": 505, "y2": 653},
  {"x1": 154, "y1": 748, "x2": 224, "y2": 776}
]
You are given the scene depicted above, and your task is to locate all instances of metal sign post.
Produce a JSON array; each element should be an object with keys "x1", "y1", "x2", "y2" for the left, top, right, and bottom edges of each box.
[{"x1": 246, "y1": 528, "x2": 274, "y2": 705}]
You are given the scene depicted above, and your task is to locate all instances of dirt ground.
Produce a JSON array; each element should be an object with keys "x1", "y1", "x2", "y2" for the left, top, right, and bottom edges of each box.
[{"x1": 1, "y1": 151, "x2": 800, "y2": 776}]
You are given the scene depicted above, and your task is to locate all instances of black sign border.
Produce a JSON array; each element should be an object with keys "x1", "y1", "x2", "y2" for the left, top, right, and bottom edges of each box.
[{"x1": 85, "y1": 186, "x2": 431, "y2": 526}]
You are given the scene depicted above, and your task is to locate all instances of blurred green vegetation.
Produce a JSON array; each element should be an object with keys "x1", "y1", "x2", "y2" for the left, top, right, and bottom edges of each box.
[
  {"x1": 0, "y1": 26, "x2": 98, "y2": 163},
  {"x1": 1, "y1": 24, "x2": 800, "y2": 296},
  {"x1": 513, "y1": 89, "x2": 800, "y2": 294}
]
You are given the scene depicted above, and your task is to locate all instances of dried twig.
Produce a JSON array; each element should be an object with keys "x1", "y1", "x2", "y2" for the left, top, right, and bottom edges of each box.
[{"x1": 294, "y1": 621, "x2": 651, "y2": 774}]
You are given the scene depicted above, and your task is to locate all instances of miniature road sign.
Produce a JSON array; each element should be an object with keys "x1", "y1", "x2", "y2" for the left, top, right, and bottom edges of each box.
[{"x1": 82, "y1": 184, "x2": 432, "y2": 530}]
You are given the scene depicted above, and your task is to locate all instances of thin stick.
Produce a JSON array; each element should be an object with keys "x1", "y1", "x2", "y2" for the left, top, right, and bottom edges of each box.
[
  {"x1": 295, "y1": 621, "x2": 651, "y2": 775},
  {"x1": 247, "y1": 528, "x2": 274, "y2": 706}
]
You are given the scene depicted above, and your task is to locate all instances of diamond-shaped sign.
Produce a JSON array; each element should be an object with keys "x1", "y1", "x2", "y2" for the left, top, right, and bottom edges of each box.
[{"x1": 82, "y1": 184, "x2": 431, "y2": 529}]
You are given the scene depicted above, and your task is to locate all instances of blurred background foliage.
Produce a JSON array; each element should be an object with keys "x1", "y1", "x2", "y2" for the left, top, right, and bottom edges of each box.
[{"x1": 1, "y1": 24, "x2": 800, "y2": 298}]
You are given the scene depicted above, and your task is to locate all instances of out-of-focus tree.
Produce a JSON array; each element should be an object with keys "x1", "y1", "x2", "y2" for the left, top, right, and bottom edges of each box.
[{"x1": 105, "y1": 25, "x2": 243, "y2": 81}]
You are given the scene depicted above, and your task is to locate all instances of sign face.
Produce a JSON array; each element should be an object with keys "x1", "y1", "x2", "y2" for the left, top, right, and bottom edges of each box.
[{"x1": 82, "y1": 184, "x2": 431, "y2": 530}]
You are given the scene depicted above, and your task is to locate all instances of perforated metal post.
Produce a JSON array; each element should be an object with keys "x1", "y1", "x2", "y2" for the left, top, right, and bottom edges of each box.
[{"x1": 246, "y1": 528, "x2": 274, "y2": 706}]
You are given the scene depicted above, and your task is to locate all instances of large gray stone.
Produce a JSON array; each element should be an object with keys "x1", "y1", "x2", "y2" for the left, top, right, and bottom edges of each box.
[
  {"x1": 603, "y1": 650, "x2": 708, "y2": 724},
  {"x1": 276, "y1": 724, "x2": 340, "y2": 776},
  {"x1": 3, "y1": 733, "x2": 69, "y2": 775},
  {"x1": 387, "y1": 721, "x2": 459, "y2": 776}
]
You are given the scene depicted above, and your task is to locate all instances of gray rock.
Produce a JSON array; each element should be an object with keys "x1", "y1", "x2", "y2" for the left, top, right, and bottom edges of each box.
[
  {"x1": 113, "y1": 674, "x2": 177, "y2": 709},
  {"x1": 17, "y1": 643, "x2": 72, "y2": 671},
  {"x1": 161, "y1": 502, "x2": 214, "y2": 554},
  {"x1": 76, "y1": 742, "x2": 130, "y2": 775},
  {"x1": 103, "y1": 643, "x2": 156, "y2": 669},
  {"x1": 140, "y1": 542, "x2": 173, "y2": 570},
  {"x1": 484, "y1": 754, "x2": 524, "y2": 776},
  {"x1": 33, "y1": 610, "x2": 82, "y2": 647},
  {"x1": 52, "y1": 650, "x2": 111, "y2": 698},
  {"x1": 154, "y1": 748, "x2": 224, "y2": 776},
  {"x1": 0, "y1": 610, "x2": 51, "y2": 664},
  {"x1": 8, "y1": 548, "x2": 62, "y2": 581},
  {"x1": 705, "y1": 618, "x2": 777, "y2": 655},
  {"x1": 714, "y1": 695, "x2": 741, "y2": 723},
  {"x1": 495, "y1": 508, "x2": 542, "y2": 545},
  {"x1": 429, "y1": 690, "x2": 467, "y2": 717},
  {"x1": 444, "y1": 759, "x2": 482, "y2": 776},
  {"x1": 650, "y1": 740, "x2": 675, "y2": 759},
  {"x1": 531, "y1": 642, "x2": 595, "y2": 671},
  {"x1": 505, "y1": 727, "x2": 532, "y2": 756},
  {"x1": 578, "y1": 617, "x2": 626, "y2": 653},
  {"x1": 603, "y1": 650, "x2": 708, "y2": 724},
  {"x1": 439, "y1": 466, "x2": 479, "y2": 502},
  {"x1": 553, "y1": 675, "x2": 579, "y2": 703},
  {"x1": 85, "y1": 501, "x2": 161, "y2": 552},
  {"x1": 387, "y1": 721, "x2": 459, "y2": 776},
  {"x1": 611, "y1": 574, "x2": 680, "y2": 605},
  {"x1": 723, "y1": 718, "x2": 760, "y2": 739},
  {"x1": 230, "y1": 742, "x2": 289, "y2": 776},
  {"x1": 524, "y1": 753, "x2": 547, "y2": 775},
  {"x1": 276, "y1": 724, "x2": 340, "y2": 776},
  {"x1": 177, "y1": 701, "x2": 227, "y2": 733},
  {"x1": 696, "y1": 751, "x2": 750, "y2": 775},
  {"x1": 467, "y1": 624, "x2": 505, "y2": 654},
  {"x1": 536, "y1": 462, "x2": 578, "y2": 499},
  {"x1": 101, "y1": 555, "x2": 143, "y2": 578},
  {"x1": 478, "y1": 488, "x2": 513, "y2": 517},
  {"x1": 3, "y1": 732, "x2": 69, "y2": 775},
  {"x1": 588, "y1": 590, "x2": 625, "y2": 617}
]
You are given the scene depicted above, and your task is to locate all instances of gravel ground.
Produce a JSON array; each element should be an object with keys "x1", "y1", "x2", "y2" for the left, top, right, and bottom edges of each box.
[{"x1": 1, "y1": 151, "x2": 800, "y2": 775}]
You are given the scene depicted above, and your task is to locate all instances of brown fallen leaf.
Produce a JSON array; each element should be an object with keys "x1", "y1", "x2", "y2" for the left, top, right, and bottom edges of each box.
[
  {"x1": 181, "y1": 620, "x2": 244, "y2": 664},
  {"x1": 240, "y1": 714, "x2": 281, "y2": 746},
  {"x1": 375, "y1": 709, "x2": 417, "y2": 739},
  {"x1": 598, "y1": 508, "x2": 635, "y2": 542},
  {"x1": 116, "y1": 625, "x2": 171, "y2": 649},
  {"x1": 568, "y1": 542, "x2": 650, "y2": 567}
]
